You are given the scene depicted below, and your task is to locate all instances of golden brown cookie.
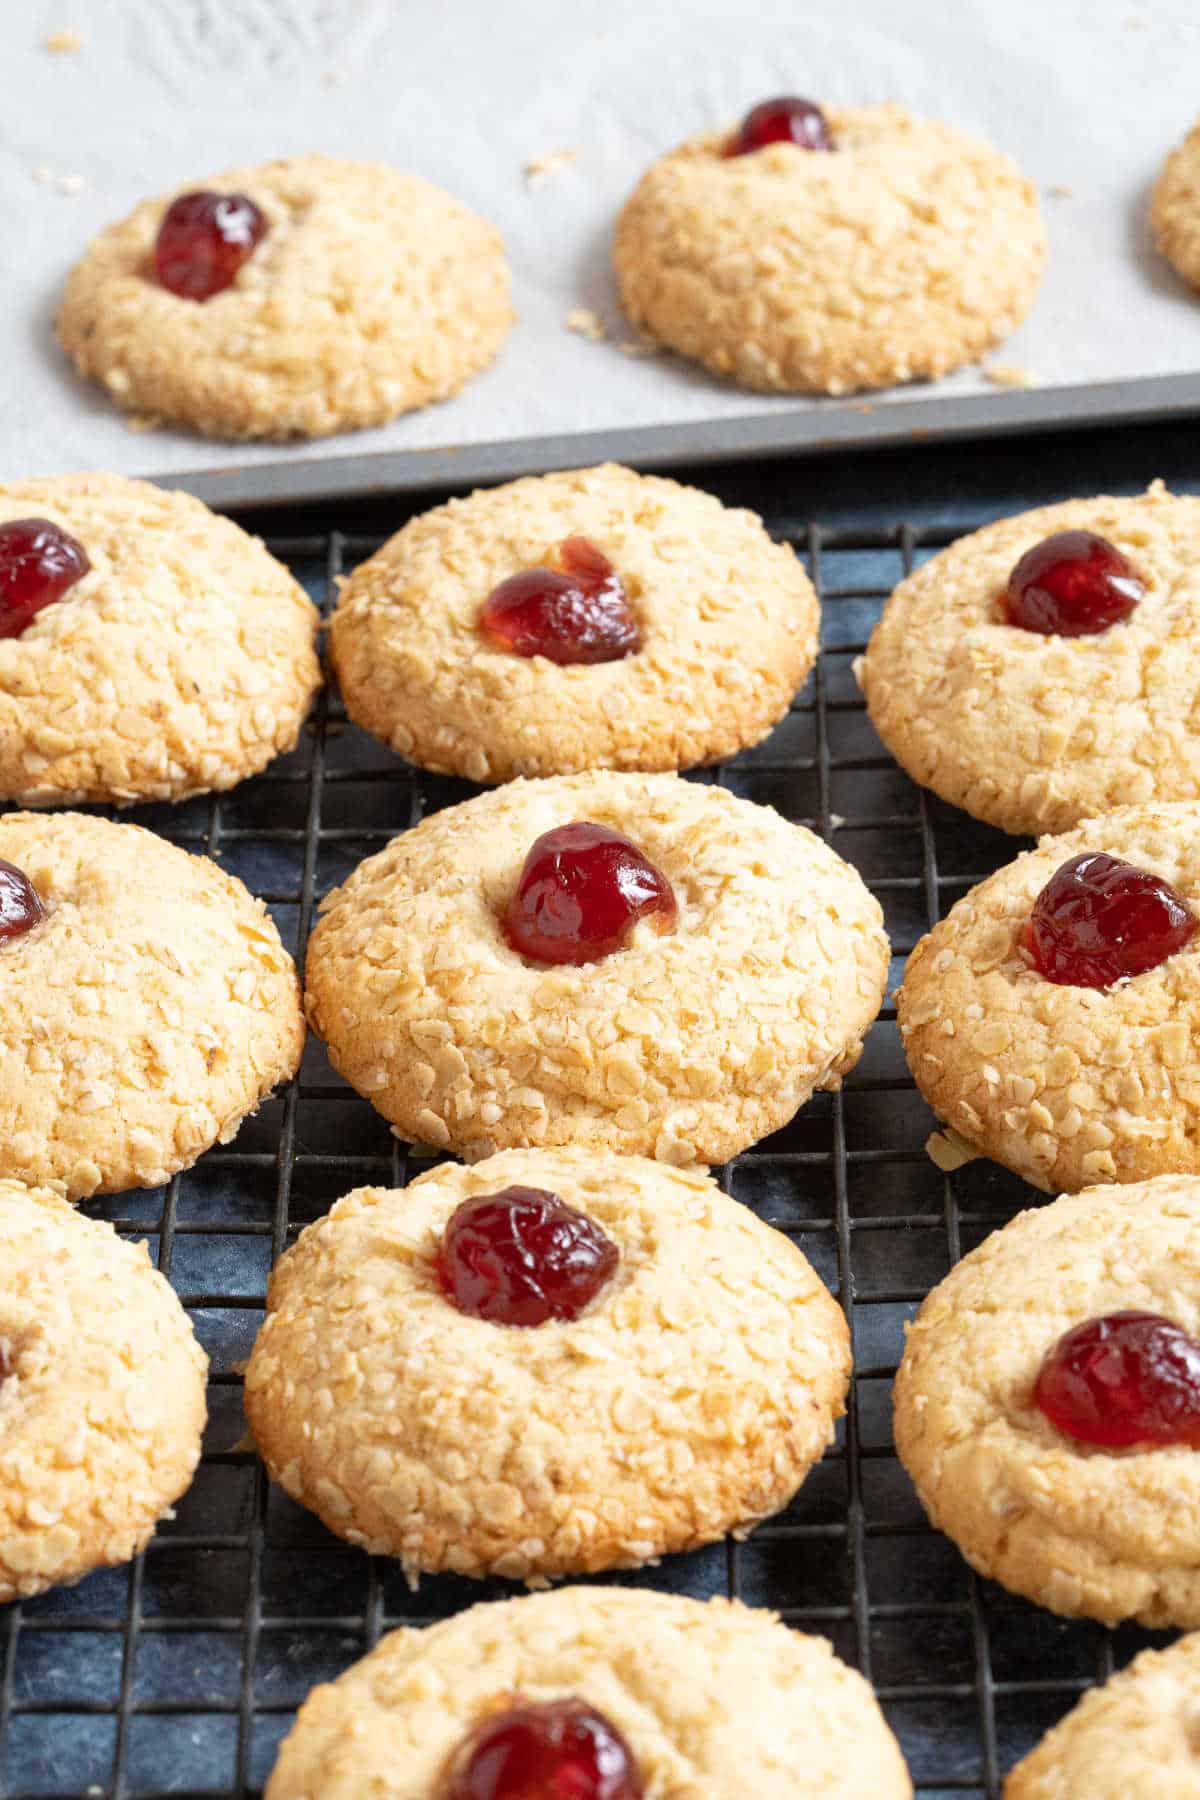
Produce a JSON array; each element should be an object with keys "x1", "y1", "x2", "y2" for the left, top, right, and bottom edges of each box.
[
  {"x1": 329, "y1": 463, "x2": 819, "y2": 783},
  {"x1": 0, "y1": 810, "x2": 304, "y2": 1198},
  {"x1": 859, "y1": 484, "x2": 1200, "y2": 837},
  {"x1": 56, "y1": 154, "x2": 512, "y2": 440},
  {"x1": 1152, "y1": 119, "x2": 1200, "y2": 293},
  {"x1": 304, "y1": 771, "x2": 889, "y2": 1164},
  {"x1": 613, "y1": 103, "x2": 1045, "y2": 395},
  {"x1": 245, "y1": 1148, "x2": 850, "y2": 1582},
  {"x1": 264, "y1": 1585, "x2": 913, "y2": 1799},
  {"x1": 898, "y1": 802, "x2": 1200, "y2": 1193},
  {"x1": 896, "y1": 1176, "x2": 1200, "y2": 1628},
  {"x1": 1005, "y1": 1632, "x2": 1200, "y2": 1797},
  {"x1": 0, "y1": 473, "x2": 320, "y2": 805},
  {"x1": 0, "y1": 1181, "x2": 207, "y2": 1601}
]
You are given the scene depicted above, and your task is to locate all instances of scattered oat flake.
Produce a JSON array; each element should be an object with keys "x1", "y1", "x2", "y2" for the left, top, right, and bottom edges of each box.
[
  {"x1": 31, "y1": 165, "x2": 52, "y2": 185},
  {"x1": 615, "y1": 337, "x2": 655, "y2": 358},
  {"x1": 566, "y1": 307, "x2": 607, "y2": 342},
  {"x1": 56, "y1": 173, "x2": 87, "y2": 196},
  {"x1": 926, "y1": 1129, "x2": 981, "y2": 1174},
  {"x1": 1047, "y1": 183, "x2": 1074, "y2": 198},
  {"x1": 524, "y1": 146, "x2": 580, "y2": 190},
  {"x1": 984, "y1": 362, "x2": 1036, "y2": 390},
  {"x1": 44, "y1": 26, "x2": 82, "y2": 51},
  {"x1": 124, "y1": 413, "x2": 162, "y2": 434},
  {"x1": 322, "y1": 64, "x2": 350, "y2": 87}
]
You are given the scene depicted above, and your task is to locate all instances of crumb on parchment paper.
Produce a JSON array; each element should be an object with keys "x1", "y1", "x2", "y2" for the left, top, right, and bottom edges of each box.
[
  {"x1": 524, "y1": 147, "x2": 580, "y2": 190},
  {"x1": 44, "y1": 27, "x2": 83, "y2": 51},
  {"x1": 566, "y1": 307, "x2": 607, "y2": 342},
  {"x1": 1046, "y1": 183, "x2": 1074, "y2": 198},
  {"x1": 983, "y1": 362, "x2": 1037, "y2": 390}
]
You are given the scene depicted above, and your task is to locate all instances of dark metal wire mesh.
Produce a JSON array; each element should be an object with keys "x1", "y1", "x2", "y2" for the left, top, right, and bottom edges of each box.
[{"x1": 0, "y1": 511, "x2": 1177, "y2": 1799}]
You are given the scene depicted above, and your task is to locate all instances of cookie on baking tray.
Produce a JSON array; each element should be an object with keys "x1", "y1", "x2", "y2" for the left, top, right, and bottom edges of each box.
[
  {"x1": 0, "y1": 810, "x2": 303, "y2": 1199},
  {"x1": 329, "y1": 463, "x2": 819, "y2": 783},
  {"x1": 304, "y1": 770, "x2": 889, "y2": 1165},
  {"x1": 264, "y1": 1585, "x2": 912, "y2": 1799},
  {"x1": 0, "y1": 1181, "x2": 206, "y2": 1602},
  {"x1": 896, "y1": 1175, "x2": 1200, "y2": 1627},
  {"x1": 0, "y1": 473, "x2": 320, "y2": 806},
  {"x1": 1152, "y1": 118, "x2": 1200, "y2": 294},
  {"x1": 1005, "y1": 1632, "x2": 1200, "y2": 1798},
  {"x1": 898, "y1": 802, "x2": 1200, "y2": 1194},
  {"x1": 859, "y1": 483, "x2": 1200, "y2": 837},
  {"x1": 613, "y1": 98, "x2": 1045, "y2": 395},
  {"x1": 56, "y1": 154, "x2": 512, "y2": 440},
  {"x1": 245, "y1": 1147, "x2": 850, "y2": 1582}
]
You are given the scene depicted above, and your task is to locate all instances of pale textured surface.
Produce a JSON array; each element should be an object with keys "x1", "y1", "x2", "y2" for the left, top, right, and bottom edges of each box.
[
  {"x1": 0, "y1": 1182, "x2": 207, "y2": 1602},
  {"x1": 614, "y1": 106, "x2": 1046, "y2": 395},
  {"x1": 1153, "y1": 119, "x2": 1200, "y2": 293},
  {"x1": 264, "y1": 1586, "x2": 912, "y2": 1798},
  {"x1": 0, "y1": 811, "x2": 304, "y2": 1198},
  {"x1": 859, "y1": 484, "x2": 1200, "y2": 836},
  {"x1": 896, "y1": 1177, "x2": 1200, "y2": 1628},
  {"x1": 1006, "y1": 1633, "x2": 1200, "y2": 1797},
  {"x1": 898, "y1": 803, "x2": 1200, "y2": 1194},
  {"x1": 245, "y1": 1148, "x2": 850, "y2": 1581},
  {"x1": 304, "y1": 771, "x2": 889, "y2": 1164},
  {"x1": 0, "y1": 473, "x2": 320, "y2": 805},
  {"x1": 56, "y1": 155, "x2": 512, "y2": 440},
  {"x1": 330, "y1": 463, "x2": 818, "y2": 782}
]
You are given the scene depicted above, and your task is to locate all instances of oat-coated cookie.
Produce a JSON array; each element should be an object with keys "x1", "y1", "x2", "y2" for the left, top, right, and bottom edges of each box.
[
  {"x1": 859, "y1": 484, "x2": 1200, "y2": 837},
  {"x1": 56, "y1": 155, "x2": 512, "y2": 440},
  {"x1": 245, "y1": 1148, "x2": 850, "y2": 1582},
  {"x1": 898, "y1": 803, "x2": 1200, "y2": 1194},
  {"x1": 613, "y1": 104, "x2": 1045, "y2": 396},
  {"x1": 0, "y1": 474, "x2": 320, "y2": 806},
  {"x1": 1152, "y1": 118, "x2": 1200, "y2": 293},
  {"x1": 264, "y1": 1585, "x2": 913, "y2": 1798},
  {"x1": 0, "y1": 811, "x2": 304, "y2": 1198},
  {"x1": 329, "y1": 463, "x2": 819, "y2": 783},
  {"x1": 1005, "y1": 1632, "x2": 1200, "y2": 1797},
  {"x1": 0, "y1": 1182, "x2": 207, "y2": 1601},
  {"x1": 304, "y1": 771, "x2": 889, "y2": 1165},
  {"x1": 896, "y1": 1177, "x2": 1200, "y2": 1628}
]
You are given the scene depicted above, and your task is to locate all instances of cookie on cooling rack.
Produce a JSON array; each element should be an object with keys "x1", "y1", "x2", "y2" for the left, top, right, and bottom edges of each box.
[
  {"x1": 896, "y1": 1175, "x2": 1200, "y2": 1628},
  {"x1": 0, "y1": 473, "x2": 319, "y2": 806},
  {"x1": 613, "y1": 99, "x2": 1045, "y2": 394},
  {"x1": 245, "y1": 1148, "x2": 849, "y2": 1582},
  {"x1": 0, "y1": 1181, "x2": 206, "y2": 1601},
  {"x1": 1005, "y1": 1632, "x2": 1200, "y2": 1797},
  {"x1": 1152, "y1": 118, "x2": 1200, "y2": 294},
  {"x1": 0, "y1": 810, "x2": 303, "y2": 1198},
  {"x1": 899, "y1": 802, "x2": 1200, "y2": 1193},
  {"x1": 859, "y1": 483, "x2": 1200, "y2": 836},
  {"x1": 56, "y1": 154, "x2": 512, "y2": 440},
  {"x1": 329, "y1": 463, "x2": 819, "y2": 783},
  {"x1": 265, "y1": 1585, "x2": 912, "y2": 1799},
  {"x1": 304, "y1": 770, "x2": 889, "y2": 1165}
]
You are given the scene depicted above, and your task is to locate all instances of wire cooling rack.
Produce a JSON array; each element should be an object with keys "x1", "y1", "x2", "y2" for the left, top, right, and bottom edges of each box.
[{"x1": 0, "y1": 505, "x2": 1179, "y2": 1800}]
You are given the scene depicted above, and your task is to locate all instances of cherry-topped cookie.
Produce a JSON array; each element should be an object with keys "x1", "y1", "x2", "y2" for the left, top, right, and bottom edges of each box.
[
  {"x1": 899, "y1": 802, "x2": 1200, "y2": 1194},
  {"x1": 329, "y1": 464, "x2": 819, "y2": 783},
  {"x1": 304, "y1": 770, "x2": 888, "y2": 1164}
]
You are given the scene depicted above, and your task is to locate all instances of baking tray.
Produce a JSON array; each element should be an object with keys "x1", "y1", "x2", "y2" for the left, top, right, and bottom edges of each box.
[{"x1": 0, "y1": 490, "x2": 1180, "y2": 1800}]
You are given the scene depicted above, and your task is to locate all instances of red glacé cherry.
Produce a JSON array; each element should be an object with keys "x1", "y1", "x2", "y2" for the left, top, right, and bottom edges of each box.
[
  {"x1": 0, "y1": 518, "x2": 90, "y2": 639},
  {"x1": 1003, "y1": 530, "x2": 1143, "y2": 637},
  {"x1": 725, "y1": 95, "x2": 832, "y2": 157},
  {"x1": 1024, "y1": 851, "x2": 1196, "y2": 988},
  {"x1": 0, "y1": 861, "x2": 44, "y2": 943},
  {"x1": 442, "y1": 1696, "x2": 644, "y2": 1800},
  {"x1": 502, "y1": 822, "x2": 676, "y2": 966},
  {"x1": 154, "y1": 191, "x2": 267, "y2": 300},
  {"x1": 1034, "y1": 1311, "x2": 1200, "y2": 1449},
  {"x1": 436, "y1": 1187, "x2": 618, "y2": 1327},
  {"x1": 480, "y1": 537, "x2": 640, "y2": 665}
]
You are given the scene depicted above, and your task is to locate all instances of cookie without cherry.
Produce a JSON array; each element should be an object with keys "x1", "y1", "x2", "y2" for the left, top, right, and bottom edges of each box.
[{"x1": 1152, "y1": 118, "x2": 1200, "y2": 294}]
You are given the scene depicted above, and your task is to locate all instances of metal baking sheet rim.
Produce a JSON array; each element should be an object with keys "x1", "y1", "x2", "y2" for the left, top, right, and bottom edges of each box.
[{"x1": 152, "y1": 371, "x2": 1200, "y2": 512}]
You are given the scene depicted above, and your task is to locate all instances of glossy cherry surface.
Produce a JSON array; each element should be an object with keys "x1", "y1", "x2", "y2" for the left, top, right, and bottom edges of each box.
[
  {"x1": 0, "y1": 518, "x2": 90, "y2": 639},
  {"x1": 1003, "y1": 530, "x2": 1143, "y2": 637},
  {"x1": 725, "y1": 94, "x2": 832, "y2": 156},
  {"x1": 1024, "y1": 851, "x2": 1196, "y2": 988},
  {"x1": 442, "y1": 1696, "x2": 644, "y2": 1800},
  {"x1": 502, "y1": 822, "x2": 677, "y2": 965},
  {"x1": 154, "y1": 191, "x2": 267, "y2": 300},
  {"x1": 436, "y1": 1187, "x2": 619, "y2": 1327},
  {"x1": 479, "y1": 537, "x2": 640, "y2": 665},
  {"x1": 0, "y1": 861, "x2": 44, "y2": 943},
  {"x1": 1034, "y1": 1311, "x2": 1200, "y2": 1449}
]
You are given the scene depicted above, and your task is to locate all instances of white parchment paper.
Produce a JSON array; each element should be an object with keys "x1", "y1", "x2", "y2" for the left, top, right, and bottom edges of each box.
[{"x1": 3, "y1": 0, "x2": 1199, "y2": 490}]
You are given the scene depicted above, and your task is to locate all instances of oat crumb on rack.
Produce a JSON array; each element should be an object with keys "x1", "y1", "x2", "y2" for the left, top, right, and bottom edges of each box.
[
  {"x1": 524, "y1": 147, "x2": 580, "y2": 189},
  {"x1": 983, "y1": 362, "x2": 1037, "y2": 389},
  {"x1": 44, "y1": 26, "x2": 83, "y2": 51},
  {"x1": 926, "y1": 1129, "x2": 982, "y2": 1173},
  {"x1": 566, "y1": 307, "x2": 607, "y2": 341}
]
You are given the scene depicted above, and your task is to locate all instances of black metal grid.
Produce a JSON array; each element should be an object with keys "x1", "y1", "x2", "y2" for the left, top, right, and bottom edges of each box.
[{"x1": 0, "y1": 507, "x2": 1178, "y2": 1800}]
